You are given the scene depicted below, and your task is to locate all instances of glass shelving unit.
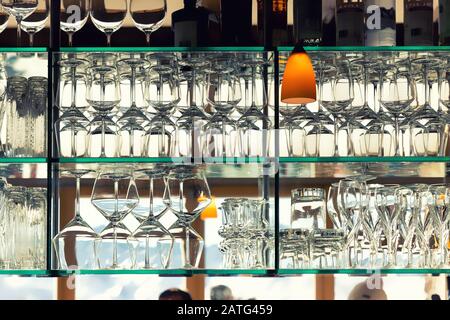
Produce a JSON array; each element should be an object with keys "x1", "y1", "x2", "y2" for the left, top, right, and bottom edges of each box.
[{"x1": 1, "y1": 45, "x2": 450, "y2": 276}]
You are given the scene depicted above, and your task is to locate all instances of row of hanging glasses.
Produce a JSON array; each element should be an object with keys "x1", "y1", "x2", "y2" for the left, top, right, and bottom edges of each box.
[
  {"x1": 56, "y1": 51, "x2": 272, "y2": 159},
  {"x1": 0, "y1": 0, "x2": 49, "y2": 46},
  {"x1": 60, "y1": 0, "x2": 167, "y2": 46},
  {"x1": 218, "y1": 198, "x2": 274, "y2": 269},
  {"x1": 0, "y1": 74, "x2": 47, "y2": 157},
  {"x1": 54, "y1": 164, "x2": 213, "y2": 270},
  {"x1": 280, "y1": 179, "x2": 450, "y2": 269},
  {"x1": 0, "y1": 178, "x2": 46, "y2": 270},
  {"x1": 276, "y1": 51, "x2": 450, "y2": 158},
  {"x1": 0, "y1": 0, "x2": 167, "y2": 46}
]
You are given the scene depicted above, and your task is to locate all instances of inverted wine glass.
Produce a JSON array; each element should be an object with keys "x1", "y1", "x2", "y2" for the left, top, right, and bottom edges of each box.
[
  {"x1": 53, "y1": 169, "x2": 98, "y2": 270},
  {"x1": 129, "y1": 166, "x2": 174, "y2": 269},
  {"x1": 163, "y1": 165, "x2": 211, "y2": 269},
  {"x1": 92, "y1": 168, "x2": 139, "y2": 269}
]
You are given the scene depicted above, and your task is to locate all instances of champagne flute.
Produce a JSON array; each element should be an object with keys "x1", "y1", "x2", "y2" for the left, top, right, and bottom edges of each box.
[
  {"x1": 130, "y1": 0, "x2": 167, "y2": 45},
  {"x1": 90, "y1": 0, "x2": 127, "y2": 46},
  {"x1": 1, "y1": 0, "x2": 38, "y2": 46},
  {"x1": 20, "y1": 0, "x2": 49, "y2": 47},
  {"x1": 60, "y1": 0, "x2": 90, "y2": 46}
]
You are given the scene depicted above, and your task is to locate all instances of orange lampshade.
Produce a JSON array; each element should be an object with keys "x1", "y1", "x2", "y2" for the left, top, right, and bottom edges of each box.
[
  {"x1": 281, "y1": 46, "x2": 316, "y2": 104},
  {"x1": 200, "y1": 196, "x2": 217, "y2": 219}
]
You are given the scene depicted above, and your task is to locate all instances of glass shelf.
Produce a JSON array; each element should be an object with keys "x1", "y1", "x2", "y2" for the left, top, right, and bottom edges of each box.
[
  {"x1": 56, "y1": 162, "x2": 274, "y2": 179},
  {"x1": 280, "y1": 162, "x2": 446, "y2": 178},
  {"x1": 60, "y1": 47, "x2": 266, "y2": 53},
  {"x1": 0, "y1": 270, "x2": 48, "y2": 276},
  {"x1": 2, "y1": 269, "x2": 444, "y2": 276},
  {"x1": 280, "y1": 46, "x2": 450, "y2": 52},
  {"x1": 0, "y1": 47, "x2": 47, "y2": 52},
  {"x1": 279, "y1": 157, "x2": 450, "y2": 163},
  {"x1": 57, "y1": 157, "x2": 272, "y2": 164},
  {"x1": 0, "y1": 158, "x2": 47, "y2": 164},
  {"x1": 278, "y1": 269, "x2": 450, "y2": 275},
  {"x1": 54, "y1": 269, "x2": 271, "y2": 276}
]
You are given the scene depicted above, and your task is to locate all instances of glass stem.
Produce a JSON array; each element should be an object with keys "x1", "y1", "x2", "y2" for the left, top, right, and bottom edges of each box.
[
  {"x1": 179, "y1": 180, "x2": 190, "y2": 267},
  {"x1": 112, "y1": 179, "x2": 119, "y2": 268},
  {"x1": 68, "y1": 32, "x2": 73, "y2": 47},
  {"x1": 287, "y1": 123, "x2": 293, "y2": 157},
  {"x1": 29, "y1": 32, "x2": 34, "y2": 47},
  {"x1": 333, "y1": 115, "x2": 339, "y2": 156},
  {"x1": 146, "y1": 32, "x2": 151, "y2": 46},
  {"x1": 148, "y1": 177, "x2": 154, "y2": 218},
  {"x1": 440, "y1": 227, "x2": 447, "y2": 266},
  {"x1": 106, "y1": 33, "x2": 112, "y2": 47},
  {"x1": 100, "y1": 74, "x2": 106, "y2": 157},
  {"x1": 16, "y1": 19, "x2": 22, "y2": 46},
  {"x1": 74, "y1": 175, "x2": 81, "y2": 221},
  {"x1": 71, "y1": 124, "x2": 76, "y2": 157},
  {"x1": 394, "y1": 115, "x2": 400, "y2": 156}
]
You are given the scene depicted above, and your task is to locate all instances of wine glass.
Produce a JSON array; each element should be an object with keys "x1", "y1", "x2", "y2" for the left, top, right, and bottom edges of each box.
[
  {"x1": 129, "y1": 166, "x2": 174, "y2": 269},
  {"x1": 91, "y1": 168, "x2": 139, "y2": 269},
  {"x1": 53, "y1": 169, "x2": 98, "y2": 270},
  {"x1": 20, "y1": 0, "x2": 48, "y2": 46},
  {"x1": 374, "y1": 184, "x2": 401, "y2": 267},
  {"x1": 90, "y1": 0, "x2": 127, "y2": 46},
  {"x1": 130, "y1": 0, "x2": 167, "y2": 45},
  {"x1": 0, "y1": 6, "x2": 10, "y2": 35},
  {"x1": 86, "y1": 64, "x2": 121, "y2": 157},
  {"x1": 380, "y1": 68, "x2": 416, "y2": 156},
  {"x1": 163, "y1": 165, "x2": 212, "y2": 269},
  {"x1": 1, "y1": 0, "x2": 38, "y2": 46},
  {"x1": 427, "y1": 184, "x2": 450, "y2": 267},
  {"x1": 60, "y1": 0, "x2": 90, "y2": 46},
  {"x1": 337, "y1": 178, "x2": 369, "y2": 268}
]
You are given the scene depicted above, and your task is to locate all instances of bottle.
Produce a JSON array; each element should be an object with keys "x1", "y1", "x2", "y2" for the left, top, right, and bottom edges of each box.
[
  {"x1": 364, "y1": 0, "x2": 396, "y2": 46},
  {"x1": 220, "y1": 0, "x2": 252, "y2": 45},
  {"x1": 404, "y1": 0, "x2": 434, "y2": 45},
  {"x1": 336, "y1": 0, "x2": 365, "y2": 46},
  {"x1": 257, "y1": 0, "x2": 289, "y2": 46},
  {"x1": 439, "y1": 0, "x2": 450, "y2": 45},
  {"x1": 172, "y1": 0, "x2": 210, "y2": 46},
  {"x1": 293, "y1": 0, "x2": 322, "y2": 45},
  {"x1": 322, "y1": 0, "x2": 337, "y2": 45}
]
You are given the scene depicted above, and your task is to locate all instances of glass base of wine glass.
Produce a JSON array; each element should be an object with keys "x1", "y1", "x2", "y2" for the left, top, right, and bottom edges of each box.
[
  {"x1": 96, "y1": 222, "x2": 134, "y2": 270},
  {"x1": 53, "y1": 218, "x2": 99, "y2": 270},
  {"x1": 129, "y1": 218, "x2": 174, "y2": 269},
  {"x1": 167, "y1": 223, "x2": 204, "y2": 269}
]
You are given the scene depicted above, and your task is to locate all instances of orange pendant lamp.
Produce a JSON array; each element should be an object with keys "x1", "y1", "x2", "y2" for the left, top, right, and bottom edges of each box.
[{"x1": 281, "y1": 44, "x2": 317, "y2": 104}]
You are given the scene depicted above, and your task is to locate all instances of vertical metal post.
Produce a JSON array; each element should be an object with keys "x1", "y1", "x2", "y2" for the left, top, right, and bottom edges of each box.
[{"x1": 47, "y1": 0, "x2": 61, "y2": 273}]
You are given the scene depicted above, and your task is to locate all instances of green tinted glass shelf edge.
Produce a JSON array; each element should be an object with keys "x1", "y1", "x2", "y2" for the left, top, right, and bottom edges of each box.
[
  {"x1": 280, "y1": 46, "x2": 450, "y2": 52},
  {"x1": 0, "y1": 47, "x2": 47, "y2": 52},
  {"x1": 0, "y1": 158, "x2": 47, "y2": 163},
  {"x1": 278, "y1": 269, "x2": 450, "y2": 275},
  {"x1": 60, "y1": 47, "x2": 266, "y2": 53},
  {"x1": 56, "y1": 157, "x2": 450, "y2": 164},
  {"x1": 54, "y1": 269, "x2": 271, "y2": 276},
  {"x1": 56, "y1": 157, "x2": 272, "y2": 164},
  {"x1": 279, "y1": 156, "x2": 450, "y2": 163},
  {"x1": 0, "y1": 270, "x2": 48, "y2": 276}
]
